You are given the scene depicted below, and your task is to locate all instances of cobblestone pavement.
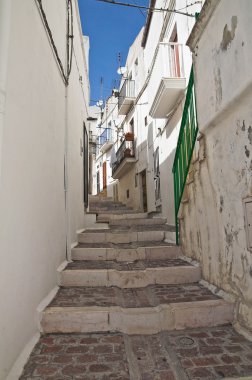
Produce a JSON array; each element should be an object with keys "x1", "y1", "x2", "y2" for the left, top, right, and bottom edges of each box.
[
  {"x1": 49, "y1": 283, "x2": 219, "y2": 308},
  {"x1": 66, "y1": 259, "x2": 191, "y2": 271},
  {"x1": 20, "y1": 326, "x2": 252, "y2": 379}
]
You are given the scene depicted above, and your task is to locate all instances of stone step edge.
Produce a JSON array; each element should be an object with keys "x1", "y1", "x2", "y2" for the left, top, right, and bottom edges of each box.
[
  {"x1": 109, "y1": 218, "x2": 167, "y2": 226},
  {"x1": 59, "y1": 266, "x2": 201, "y2": 288},
  {"x1": 40, "y1": 299, "x2": 234, "y2": 334},
  {"x1": 78, "y1": 231, "x2": 175, "y2": 244},
  {"x1": 98, "y1": 213, "x2": 148, "y2": 219},
  {"x1": 71, "y1": 245, "x2": 181, "y2": 261},
  {"x1": 222, "y1": 377, "x2": 252, "y2": 380}
]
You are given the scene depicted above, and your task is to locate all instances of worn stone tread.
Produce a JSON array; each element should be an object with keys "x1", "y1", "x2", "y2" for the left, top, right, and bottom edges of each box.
[
  {"x1": 75, "y1": 241, "x2": 175, "y2": 249},
  {"x1": 65, "y1": 258, "x2": 192, "y2": 271},
  {"x1": 49, "y1": 283, "x2": 219, "y2": 308},
  {"x1": 20, "y1": 326, "x2": 252, "y2": 380},
  {"x1": 81, "y1": 224, "x2": 175, "y2": 233}
]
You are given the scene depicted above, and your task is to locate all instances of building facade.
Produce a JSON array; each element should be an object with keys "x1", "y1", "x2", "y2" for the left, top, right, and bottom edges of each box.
[
  {"x1": 0, "y1": 0, "x2": 90, "y2": 378},
  {"x1": 96, "y1": 0, "x2": 202, "y2": 223}
]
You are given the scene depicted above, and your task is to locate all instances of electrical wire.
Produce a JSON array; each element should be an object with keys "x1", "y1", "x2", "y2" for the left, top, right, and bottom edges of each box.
[
  {"x1": 35, "y1": 0, "x2": 74, "y2": 85},
  {"x1": 96, "y1": 0, "x2": 195, "y2": 17},
  {"x1": 176, "y1": 1, "x2": 202, "y2": 11},
  {"x1": 132, "y1": 0, "x2": 146, "y2": 18},
  {"x1": 67, "y1": 0, "x2": 74, "y2": 77},
  {"x1": 36, "y1": 0, "x2": 68, "y2": 84},
  {"x1": 90, "y1": 99, "x2": 148, "y2": 106}
]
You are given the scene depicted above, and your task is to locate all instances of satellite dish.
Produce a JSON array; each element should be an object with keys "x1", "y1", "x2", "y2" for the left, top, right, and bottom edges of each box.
[
  {"x1": 113, "y1": 118, "x2": 121, "y2": 127},
  {"x1": 96, "y1": 100, "x2": 103, "y2": 108},
  {"x1": 117, "y1": 66, "x2": 127, "y2": 75},
  {"x1": 112, "y1": 88, "x2": 119, "y2": 97}
]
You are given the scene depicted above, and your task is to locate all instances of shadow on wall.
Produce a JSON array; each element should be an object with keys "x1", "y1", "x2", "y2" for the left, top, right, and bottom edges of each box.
[{"x1": 158, "y1": 147, "x2": 176, "y2": 225}]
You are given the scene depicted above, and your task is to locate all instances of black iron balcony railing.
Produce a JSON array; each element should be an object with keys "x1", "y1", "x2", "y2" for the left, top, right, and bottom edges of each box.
[
  {"x1": 112, "y1": 139, "x2": 135, "y2": 175},
  {"x1": 118, "y1": 80, "x2": 135, "y2": 110}
]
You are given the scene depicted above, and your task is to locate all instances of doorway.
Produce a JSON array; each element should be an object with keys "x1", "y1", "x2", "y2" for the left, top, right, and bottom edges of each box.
[
  {"x1": 169, "y1": 24, "x2": 181, "y2": 77},
  {"x1": 141, "y1": 170, "x2": 148, "y2": 212},
  {"x1": 96, "y1": 171, "x2": 100, "y2": 194},
  {"x1": 102, "y1": 161, "x2": 107, "y2": 189},
  {"x1": 154, "y1": 147, "x2": 161, "y2": 202}
]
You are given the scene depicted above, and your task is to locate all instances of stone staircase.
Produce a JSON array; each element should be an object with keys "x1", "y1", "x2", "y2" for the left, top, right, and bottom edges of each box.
[
  {"x1": 20, "y1": 197, "x2": 252, "y2": 379},
  {"x1": 88, "y1": 196, "x2": 133, "y2": 214},
  {"x1": 40, "y1": 197, "x2": 234, "y2": 335}
]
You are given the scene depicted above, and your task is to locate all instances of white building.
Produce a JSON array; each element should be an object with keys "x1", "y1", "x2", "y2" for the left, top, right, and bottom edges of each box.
[
  {"x1": 180, "y1": 0, "x2": 252, "y2": 335},
  {"x1": 93, "y1": 95, "x2": 123, "y2": 199},
  {"x1": 106, "y1": 0, "x2": 202, "y2": 222},
  {"x1": 0, "y1": 0, "x2": 90, "y2": 378}
]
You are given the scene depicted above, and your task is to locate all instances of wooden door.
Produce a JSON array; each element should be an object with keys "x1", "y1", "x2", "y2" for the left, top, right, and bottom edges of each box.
[
  {"x1": 141, "y1": 170, "x2": 147, "y2": 212},
  {"x1": 103, "y1": 161, "x2": 107, "y2": 189}
]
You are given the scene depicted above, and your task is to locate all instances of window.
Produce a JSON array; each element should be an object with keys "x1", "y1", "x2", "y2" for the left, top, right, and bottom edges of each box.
[{"x1": 134, "y1": 58, "x2": 138, "y2": 76}]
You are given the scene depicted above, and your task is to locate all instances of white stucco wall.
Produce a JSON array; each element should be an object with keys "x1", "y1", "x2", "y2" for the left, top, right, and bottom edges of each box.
[
  {"x1": 182, "y1": 0, "x2": 252, "y2": 332},
  {"x1": 131, "y1": 0, "x2": 200, "y2": 221},
  {"x1": 0, "y1": 1, "x2": 89, "y2": 378},
  {"x1": 66, "y1": 0, "x2": 89, "y2": 246}
]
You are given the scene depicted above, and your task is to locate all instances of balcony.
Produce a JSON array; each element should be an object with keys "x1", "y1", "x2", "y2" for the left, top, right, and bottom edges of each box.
[
  {"x1": 112, "y1": 137, "x2": 136, "y2": 179},
  {"x1": 118, "y1": 79, "x2": 135, "y2": 115},
  {"x1": 149, "y1": 43, "x2": 186, "y2": 119},
  {"x1": 99, "y1": 128, "x2": 113, "y2": 153}
]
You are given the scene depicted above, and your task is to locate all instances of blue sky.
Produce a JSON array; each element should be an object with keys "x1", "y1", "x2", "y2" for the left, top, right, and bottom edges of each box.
[{"x1": 78, "y1": 0, "x2": 148, "y2": 104}]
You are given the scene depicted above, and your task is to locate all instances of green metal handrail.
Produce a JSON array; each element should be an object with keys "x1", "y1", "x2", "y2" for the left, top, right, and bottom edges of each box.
[{"x1": 172, "y1": 66, "x2": 198, "y2": 245}]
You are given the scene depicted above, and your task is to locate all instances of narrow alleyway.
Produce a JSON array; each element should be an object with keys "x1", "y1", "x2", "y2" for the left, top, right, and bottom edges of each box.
[{"x1": 20, "y1": 197, "x2": 252, "y2": 380}]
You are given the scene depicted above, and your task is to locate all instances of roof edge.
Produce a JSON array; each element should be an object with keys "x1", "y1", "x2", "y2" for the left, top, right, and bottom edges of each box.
[
  {"x1": 141, "y1": 0, "x2": 156, "y2": 48},
  {"x1": 187, "y1": 0, "x2": 221, "y2": 51}
]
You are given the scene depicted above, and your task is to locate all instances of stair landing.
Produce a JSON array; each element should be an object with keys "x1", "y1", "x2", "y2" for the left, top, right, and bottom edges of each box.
[
  {"x1": 20, "y1": 197, "x2": 252, "y2": 379},
  {"x1": 20, "y1": 326, "x2": 252, "y2": 380}
]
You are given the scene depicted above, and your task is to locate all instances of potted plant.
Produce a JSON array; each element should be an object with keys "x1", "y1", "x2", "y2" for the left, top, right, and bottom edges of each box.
[
  {"x1": 124, "y1": 132, "x2": 134, "y2": 141},
  {"x1": 124, "y1": 148, "x2": 132, "y2": 157}
]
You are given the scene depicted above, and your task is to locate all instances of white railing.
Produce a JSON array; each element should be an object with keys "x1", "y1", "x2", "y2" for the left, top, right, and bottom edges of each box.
[{"x1": 118, "y1": 80, "x2": 135, "y2": 110}]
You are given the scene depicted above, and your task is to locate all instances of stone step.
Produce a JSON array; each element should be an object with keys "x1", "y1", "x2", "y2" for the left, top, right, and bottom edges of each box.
[
  {"x1": 71, "y1": 244, "x2": 181, "y2": 262},
  {"x1": 59, "y1": 259, "x2": 201, "y2": 287},
  {"x1": 89, "y1": 203, "x2": 128, "y2": 209},
  {"x1": 97, "y1": 212, "x2": 148, "y2": 222},
  {"x1": 89, "y1": 196, "x2": 114, "y2": 202},
  {"x1": 41, "y1": 283, "x2": 234, "y2": 334},
  {"x1": 78, "y1": 230, "x2": 167, "y2": 244},
  {"x1": 89, "y1": 200, "x2": 124, "y2": 205},
  {"x1": 109, "y1": 217, "x2": 167, "y2": 226},
  {"x1": 89, "y1": 207, "x2": 132, "y2": 212},
  {"x1": 96, "y1": 209, "x2": 141, "y2": 216}
]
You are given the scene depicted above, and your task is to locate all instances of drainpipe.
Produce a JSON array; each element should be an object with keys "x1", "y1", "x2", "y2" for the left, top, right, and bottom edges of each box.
[{"x1": 0, "y1": 0, "x2": 12, "y2": 186}]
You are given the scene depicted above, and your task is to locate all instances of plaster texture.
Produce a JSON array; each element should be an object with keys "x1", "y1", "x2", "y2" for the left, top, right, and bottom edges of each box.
[
  {"x1": 182, "y1": 0, "x2": 252, "y2": 334},
  {"x1": 0, "y1": 1, "x2": 89, "y2": 378}
]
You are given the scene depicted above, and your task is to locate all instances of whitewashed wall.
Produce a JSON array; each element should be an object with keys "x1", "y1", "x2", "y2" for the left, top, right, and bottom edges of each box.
[
  {"x1": 0, "y1": 0, "x2": 89, "y2": 378},
  {"x1": 182, "y1": 0, "x2": 252, "y2": 333}
]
